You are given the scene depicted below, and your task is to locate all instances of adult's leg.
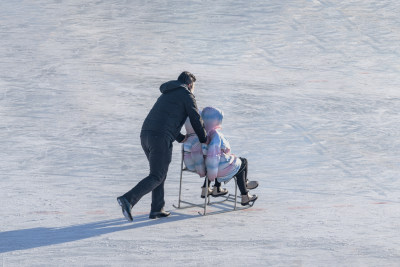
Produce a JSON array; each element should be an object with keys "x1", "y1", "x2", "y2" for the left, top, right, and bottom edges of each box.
[
  {"x1": 123, "y1": 135, "x2": 172, "y2": 208},
  {"x1": 148, "y1": 136, "x2": 173, "y2": 211},
  {"x1": 151, "y1": 176, "x2": 167, "y2": 212},
  {"x1": 145, "y1": 135, "x2": 169, "y2": 212}
]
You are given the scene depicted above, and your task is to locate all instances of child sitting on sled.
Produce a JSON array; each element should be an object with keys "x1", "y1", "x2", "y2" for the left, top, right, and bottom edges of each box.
[
  {"x1": 183, "y1": 116, "x2": 229, "y2": 198},
  {"x1": 201, "y1": 106, "x2": 258, "y2": 206}
]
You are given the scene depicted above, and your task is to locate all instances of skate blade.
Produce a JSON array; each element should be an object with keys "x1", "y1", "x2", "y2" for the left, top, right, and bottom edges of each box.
[
  {"x1": 211, "y1": 192, "x2": 229, "y2": 198},
  {"x1": 241, "y1": 196, "x2": 258, "y2": 206}
]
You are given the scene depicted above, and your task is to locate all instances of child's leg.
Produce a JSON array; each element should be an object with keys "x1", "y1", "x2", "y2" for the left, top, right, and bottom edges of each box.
[
  {"x1": 214, "y1": 179, "x2": 222, "y2": 188},
  {"x1": 235, "y1": 160, "x2": 248, "y2": 195},
  {"x1": 201, "y1": 177, "x2": 212, "y2": 198},
  {"x1": 236, "y1": 158, "x2": 258, "y2": 205},
  {"x1": 208, "y1": 178, "x2": 228, "y2": 196},
  {"x1": 239, "y1": 157, "x2": 248, "y2": 182},
  {"x1": 239, "y1": 157, "x2": 259, "y2": 190},
  {"x1": 202, "y1": 178, "x2": 210, "y2": 188},
  {"x1": 202, "y1": 178, "x2": 222, "y2": 188}
]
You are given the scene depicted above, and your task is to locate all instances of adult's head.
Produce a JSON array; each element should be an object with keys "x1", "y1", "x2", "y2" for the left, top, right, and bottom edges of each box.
[{"x1": 178, "y1": 71, "x2": 196, "y2": 92}]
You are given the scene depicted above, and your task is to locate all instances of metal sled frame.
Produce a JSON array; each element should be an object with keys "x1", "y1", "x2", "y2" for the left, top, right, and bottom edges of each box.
[{"x1": 173, "y1": 146, "x2": 254, "y2": 216}]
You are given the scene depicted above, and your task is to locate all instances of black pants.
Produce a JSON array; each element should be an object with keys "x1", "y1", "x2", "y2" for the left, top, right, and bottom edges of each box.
[
  {"x1": 235, "y1": 157, "x2": 249, "y2": 195},
  {"x1": 123, "y1": 134, "x2": 172, "y2": 212},
  {"x1": 202, "y1": 178, "x2": 222, "y2": 188},
  {"x1": 203, "y1": 157, "x2": 248, "y2": 195}
]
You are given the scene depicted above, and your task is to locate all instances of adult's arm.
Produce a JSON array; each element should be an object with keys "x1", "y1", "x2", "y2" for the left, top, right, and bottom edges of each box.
[
  {"x1": 175, "y1": 133, "x2": 186, "y2": 143},
  {"x1": 184, "y1": 92, "x2": 207, "y2": 143}
]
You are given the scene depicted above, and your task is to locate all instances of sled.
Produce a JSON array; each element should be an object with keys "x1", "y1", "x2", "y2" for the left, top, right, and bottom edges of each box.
[{"x1": 173, "y1": 146, "x2": 255, "y2": 216}]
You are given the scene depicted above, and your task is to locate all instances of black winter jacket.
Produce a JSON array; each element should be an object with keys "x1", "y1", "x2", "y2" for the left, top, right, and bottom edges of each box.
[{"x1": 141, "y1": 80, "x2": 207, "y2": 143}]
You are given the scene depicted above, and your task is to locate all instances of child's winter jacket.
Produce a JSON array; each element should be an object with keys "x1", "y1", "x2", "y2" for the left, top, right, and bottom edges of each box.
[
  {"x1": 201, "y1": 107, "x2": 241, "y2": 182},
  {"x1": 183, "y1": 117, "x2": 206, "y2": 177}
]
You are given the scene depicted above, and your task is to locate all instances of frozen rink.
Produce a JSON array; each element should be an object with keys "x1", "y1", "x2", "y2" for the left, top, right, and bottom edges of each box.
[{"x1": 1, "y1": 0, "x2": 400, "y2": 266}]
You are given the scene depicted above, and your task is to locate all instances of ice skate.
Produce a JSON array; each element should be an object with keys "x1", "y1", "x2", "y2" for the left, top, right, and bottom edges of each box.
[
  {"x1": 211, "y1": 186, "x2": 228, "y2": 197},
  {"x1": 117, "y1": 196, "x2": 133, "y2": 222},
  {"x1": 149, "y1": 208, "x2": 171, "y2": 219},
  {"x1": 241, "y1": 193, "x2": 258, "y2": 206},
  {"x1": 246, "y1": 181, "x2": 259, "y2": 190},
  {"x1": 201, "y1": 187, "x2": 212, "y2": 198}
]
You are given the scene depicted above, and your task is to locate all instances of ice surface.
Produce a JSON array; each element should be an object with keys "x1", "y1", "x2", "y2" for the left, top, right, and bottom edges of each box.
[{"x1": 1, "y1": 0, "x2": 399, "y2": 266}]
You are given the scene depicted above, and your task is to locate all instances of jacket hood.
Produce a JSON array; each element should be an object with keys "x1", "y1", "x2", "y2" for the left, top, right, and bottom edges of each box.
[
  {"x1": 201, "y1": 107, "x2": 224, "y2": 133},
  {"x1": 160, "y1": 80, "x2": 188, "y2": 94}
]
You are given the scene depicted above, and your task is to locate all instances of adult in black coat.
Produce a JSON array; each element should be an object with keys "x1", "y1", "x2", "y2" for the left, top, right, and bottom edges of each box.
[{"x1": 117, "y1": 71, "x2": 207, "y2": 221}]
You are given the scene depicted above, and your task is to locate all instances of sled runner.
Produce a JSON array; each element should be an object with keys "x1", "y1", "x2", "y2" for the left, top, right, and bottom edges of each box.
[{"x1": 173, "y1": 146, "x2": 256, "y2": 216}]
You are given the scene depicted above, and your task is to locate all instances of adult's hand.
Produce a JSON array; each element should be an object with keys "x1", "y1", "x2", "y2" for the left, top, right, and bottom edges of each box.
[
  {"x1": 180, "y1": 134, "x2": 188, "y2": 143},
  {"x1": 201, "y1": 135, "x2": 210, "y2": 145}
]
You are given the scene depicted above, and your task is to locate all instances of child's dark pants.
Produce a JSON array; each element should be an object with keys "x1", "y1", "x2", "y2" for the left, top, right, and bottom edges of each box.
[{"x1": 235, "y1": 157, "x2": 249, "y2": 195}]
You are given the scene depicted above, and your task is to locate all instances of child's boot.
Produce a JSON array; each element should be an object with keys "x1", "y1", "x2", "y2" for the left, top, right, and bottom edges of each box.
[
  {"x1": 211, "y1": 186, "x2": 228, "y2": 197},
  {"x1": 246, "y1": 181, "x2": 259, "y2": 190},
  {"x1": 201, "y1": 187, "x2": 212, "y2": 198},
  {"x1": 241, "y1": 193, "x2": 258, "y2": 206}
]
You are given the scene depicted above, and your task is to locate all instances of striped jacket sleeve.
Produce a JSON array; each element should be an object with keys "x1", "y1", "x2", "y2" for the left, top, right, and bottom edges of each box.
[{"x1": 205, "y1": 131, "x2": 222, "y2": 181}]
